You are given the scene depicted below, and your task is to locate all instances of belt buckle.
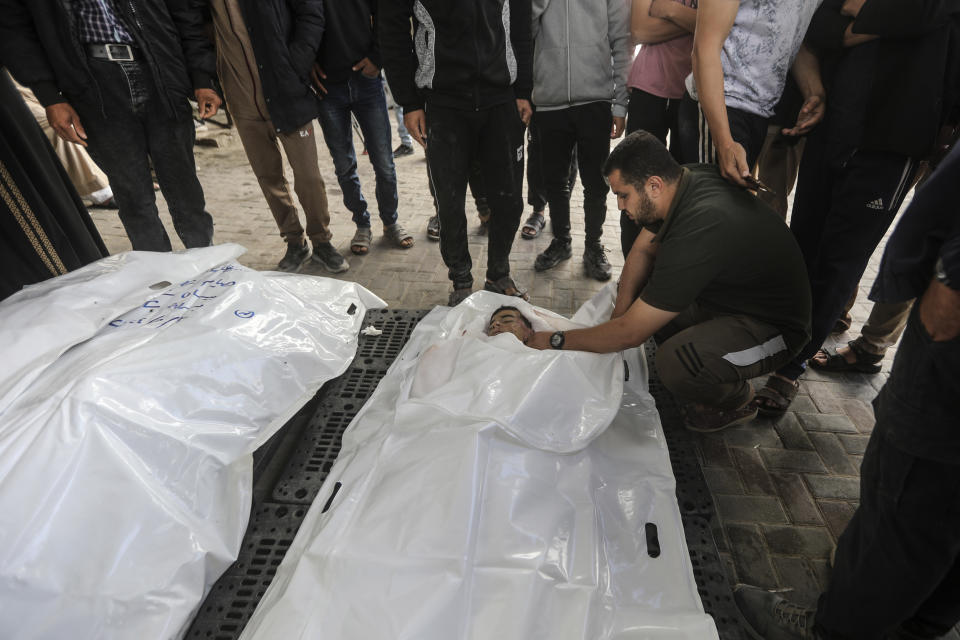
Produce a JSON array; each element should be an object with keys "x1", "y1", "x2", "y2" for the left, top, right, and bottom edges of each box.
[{"x1": 105, "y1": 44, "x2": 134, "y2": 62}]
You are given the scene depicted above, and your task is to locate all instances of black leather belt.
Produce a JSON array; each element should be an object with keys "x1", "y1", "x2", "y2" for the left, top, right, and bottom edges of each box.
[{"x1": 86, "y1": 43, "x2": 139, "y2": 62}]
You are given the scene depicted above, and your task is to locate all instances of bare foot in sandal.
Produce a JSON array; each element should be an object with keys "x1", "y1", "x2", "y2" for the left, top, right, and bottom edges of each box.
[
  {"x1": 752, "y1": 373, "x2": 799, "y2": 418},
  {"x1": 351, "y1": 227, "x2": 372, "y2": 255},
  {"x1": 385, "y1": 222, "x2": 414, "y2": 249},
  {"x1": 521, "y1": 210, "x2": 545, "y2": 240}
]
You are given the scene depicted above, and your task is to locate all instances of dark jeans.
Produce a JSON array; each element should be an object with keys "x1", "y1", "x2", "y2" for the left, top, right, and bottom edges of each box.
[
  {"x1": 815, "y1": 310, "x2": 960, "y2": 638},
  {"x1": 527, "y1": 117, "x2": 576, "y2": 212},
  {"x1": 675, "y1": 91, "x2": 767, "y2": 167},
  {"x1": 622, "y1": 88, "x2": 687, "y2": 256},
  {"x1": 316, "y1": 72, "x2": 398, "y2": 228},
  {"x1": 426, "y1": 101, "x2": 524, "y2": 287},
  {"x1": 72, "y1": 58, "x2": 212, "y2": 252},
  {"x1": 776, "y1": 135, "x2": 919, "y2": 380},
  {"x1": 532, "y1": 102, "x2": 611, "y2": 245}
]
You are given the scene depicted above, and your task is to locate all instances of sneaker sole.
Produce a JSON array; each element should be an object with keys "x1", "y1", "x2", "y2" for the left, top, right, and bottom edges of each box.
[
  {"x1": 277, "y1": 254, "x2": 311, "y2": 273},
  {"x1": 584, "y1": 267, "x2": 612, "y2": 281},
  {"x1": 311, "y1": 255, "x2": 349, "y2": 274}
]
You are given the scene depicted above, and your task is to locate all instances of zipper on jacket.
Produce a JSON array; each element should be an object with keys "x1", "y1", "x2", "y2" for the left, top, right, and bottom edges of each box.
[{"x1": 124, "y1": 0, "x2": 178, "y2": 117}]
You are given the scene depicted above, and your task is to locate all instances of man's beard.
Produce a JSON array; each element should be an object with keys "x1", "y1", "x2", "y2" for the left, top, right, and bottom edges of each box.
[{"x1": 632, "y1": 191, "x2": 658, "y2": 227}]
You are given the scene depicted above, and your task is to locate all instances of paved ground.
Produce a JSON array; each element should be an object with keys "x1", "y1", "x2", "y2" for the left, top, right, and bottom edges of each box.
[{"x1": 90, "y1": 113, "x2": 941, "y2": 630}]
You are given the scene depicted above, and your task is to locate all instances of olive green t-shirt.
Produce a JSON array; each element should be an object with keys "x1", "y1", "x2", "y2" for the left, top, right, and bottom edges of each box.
[{"x1": 640, "y1": 165, "x2": 812, "y2": 351}]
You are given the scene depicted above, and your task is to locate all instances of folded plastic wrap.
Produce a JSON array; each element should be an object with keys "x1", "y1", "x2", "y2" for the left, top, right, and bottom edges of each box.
[
  {"x1": 240, "y1": 290, "x2": 719, "y2": 640},
  {"x1": 0, "y1": 245, "x2": 385, "y2": 640}
]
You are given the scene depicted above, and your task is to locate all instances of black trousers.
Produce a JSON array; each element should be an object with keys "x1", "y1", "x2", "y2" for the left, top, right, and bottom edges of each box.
[
  {"x1": 622, "y1": 88, "x2": 686, "y2": 256},
  {"x1": 675, "y1": 91, "x2": 767, "y2": 167},
  {"x1": 72, "y1": 58, "x2": 212, "y2": 252},
  {"x1": 815, "y1": 310, "x2": 960, "y2": 639},
  {"x1": 526, "y1": 117, "x2": 576, "y2": 212},
  {"x1": 426, "y1": 101, "x2": 524, "y2": 287},
  {"x1": 776, "y1": 133, "x2": 918, "y2": 379},
  {"x1": 532, "y1": 102, "x2": 612, "y2": 245}
]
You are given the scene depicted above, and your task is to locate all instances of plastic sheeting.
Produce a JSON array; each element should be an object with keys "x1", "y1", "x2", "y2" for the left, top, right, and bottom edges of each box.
[
  {"x1": 0, "y1": 245, "x2": 385, "y2": 640},
  {"x1": 240, "y1": 290, "x2": 720, "y2": 640}
]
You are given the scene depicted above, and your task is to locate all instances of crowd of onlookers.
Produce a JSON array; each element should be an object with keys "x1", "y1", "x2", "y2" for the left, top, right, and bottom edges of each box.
[{"x1": 2, "y1": 1, "x2": 959, "y2": 639}]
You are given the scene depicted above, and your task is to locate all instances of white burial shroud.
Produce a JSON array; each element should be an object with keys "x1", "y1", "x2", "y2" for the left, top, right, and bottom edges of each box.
[
  {"x1": 0, "y1": 245, "x2": 385, "y2": 640},
  {"x1": 240, "y1": 290, "x2": 720, "y2": 640}
]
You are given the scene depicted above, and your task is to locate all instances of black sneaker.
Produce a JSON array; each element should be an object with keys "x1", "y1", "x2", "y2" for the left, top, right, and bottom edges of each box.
[
  {"x1": 393, "y1": 143, "x2": 415, "y2": 158},
  {"x1": 534, "y1": 238, "x2": 572, "y2": 272},
  {"x1": 427, "y1": 215, "x2": 440, "y2": 241},
  {"x1": 734, "y1": 585, "x2": 817, "y2": 639},
  {"x1": 277, "y1": 240, "x2": 310, "y2": 272},
  {"x1": 583, "y1": 242, "x2": 612, "y2": 281},
  {"x1": 311, "y1": 241, "x2": 349, "y2": 273}
]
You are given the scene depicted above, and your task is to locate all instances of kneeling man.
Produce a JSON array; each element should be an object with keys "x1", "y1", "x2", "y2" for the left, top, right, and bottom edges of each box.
[{"x1": 529, "y1": 132, "x2": 811, "y2": 432}]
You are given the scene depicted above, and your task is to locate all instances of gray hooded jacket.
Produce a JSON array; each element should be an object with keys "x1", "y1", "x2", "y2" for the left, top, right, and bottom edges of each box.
[{"x1": 531, "y1": 0, "x2": 631, "y2": 117}]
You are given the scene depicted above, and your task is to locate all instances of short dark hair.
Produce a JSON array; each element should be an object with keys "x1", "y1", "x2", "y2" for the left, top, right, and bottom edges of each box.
[
  {"x1": 603, "y1": 130, "x2": 682, "y2": 191},
  {"x1": 490, "y1": 306, "x2": 532, "y2": 329}
]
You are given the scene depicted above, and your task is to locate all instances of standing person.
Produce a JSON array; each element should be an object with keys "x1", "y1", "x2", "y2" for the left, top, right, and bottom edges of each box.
[
  {"x1": 621, "y1": 0, "x2": 697, "y2": 257},
  {"x1": 380, "y1": 0, "x2": 533, "y2": 306},
  {"x1": 679, "y1": 0, "x2": 824, "y2": 187},
  {"x1": 0, "y1": 0, "x2": 222, "y2": 252},
  {"x1": 205, "y1": 0, "x2": 348, "y2": 273},
  {"x1": 313, "y1": 0, "x2": 413, "y2": 257},
  {"x1": 529, "y1": 0, "x2": 631, "y2": 281},
  {"x1": 752, "y1": 0, "x2": 960, "y2": 417},
  {"x1": 735, "y1": 141, "x2": 960, "y2": 640}
]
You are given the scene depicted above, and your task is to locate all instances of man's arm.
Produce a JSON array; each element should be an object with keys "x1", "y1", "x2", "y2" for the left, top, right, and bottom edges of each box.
[
  {"x1": 608, "y1": 0, "x2": 632, "y2": 136},
  {"x1": 631, "y1": 0, "x2": 694, "y2": 45},
  {"x1": 612, "y1": 227, "x2": 659, "y2": 319},
  {"x1": 378, "y1": 0, "x2": 421, "y2": 111},
  {"x1": 0, "y1": 1, "x2": 65, "y2": 107},
  {"x1": 691, "y1": 0, "x2": 747, "y2": 186},
  {"x1": 849, "y1": 0, "x2": 954, "y2": 38},
  {"x1": 529, "y1": 297, "x2": 678, "y2": 352},
  {"x1": 171, "y1": 0, "x2": 220, "y2": 117},
  {"x1": 511, "y1": 0, "x2": 534, "y2": 103},
  {"x1": 286, "y1": 0, "x2": 325, "y2": 78},
  {"x1": 782, "y1": 44, "x2": 826, "y2": 136}
]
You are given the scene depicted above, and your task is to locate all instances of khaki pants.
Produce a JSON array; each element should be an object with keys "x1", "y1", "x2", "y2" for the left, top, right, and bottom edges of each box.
[
  {"x1": 232, "y1": 117, "x2": 332, "y2": 245},
  {"x1": 655, "y1": 304, "x2": 796, "y2": 410}
]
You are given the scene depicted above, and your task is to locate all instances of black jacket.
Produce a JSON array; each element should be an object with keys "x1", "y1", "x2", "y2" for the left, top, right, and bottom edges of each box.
[
  {"x1": 379, "y1": 0, "x2": 532, "y2": 113},
  {"x1": 806, "y1": 0, "x2": 960, "y2": 158},
  {"x1": 318, "y1": 0, "x2": 380, "y2": 84},
  {"x1": 0, "y1": 0, "x2": 217, "y2": 117},
  {"x1": 225, "y1": 0, "x2": 325, "y2": 133}
]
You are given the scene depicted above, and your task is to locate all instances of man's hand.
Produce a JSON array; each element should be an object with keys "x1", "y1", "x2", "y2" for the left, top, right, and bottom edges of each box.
[
  {"x1": 404, "y1": 109, "x2": 428, "y2": 148},
  {"x1": 611, "y1": 115, "x2": 626, "y2": 138},
  {"x1": 311, "y1": 63, "x2": 328, "y2": 95},
  {"x1": 527, "y1": 331, "x2": 552, "y2": 350},
  {"x1": 919, "y1": 278, "x2": 960, "y2": 341},
  {"x1": 782, "y1": 94, "x2": 825, "y2": 136},
  {"x1": 716, "y1": 140, "x2": 751, "y2": 187},
  {"x1": 46, "y1": 102, "x2": 87, "y2": 147},
  {"x1": 648, "y1": 0, "x2": 674, "y2": 20},
  {"x1": 840, "y1": 0, "x2": 866, "y2": 17},
  {"x1": 352, "y1": 57, "x2": 380, "y2": 78},
  {"x1": 195, "y1": 88, "x2": 221, "y2": 120},
  {"x1": 516, "y1": 99, "x2": 532, "y2": 125}
]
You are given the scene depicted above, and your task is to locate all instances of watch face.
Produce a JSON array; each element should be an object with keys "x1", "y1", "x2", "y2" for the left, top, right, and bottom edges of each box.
[{"x1": 550, "y1": 331, "x2": 564, "y2": 349}]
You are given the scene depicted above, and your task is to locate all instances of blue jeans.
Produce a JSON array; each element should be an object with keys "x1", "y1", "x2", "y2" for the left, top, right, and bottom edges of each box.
[{"x1": 316, "y1": 73, "x2": 398, "y2": 228}]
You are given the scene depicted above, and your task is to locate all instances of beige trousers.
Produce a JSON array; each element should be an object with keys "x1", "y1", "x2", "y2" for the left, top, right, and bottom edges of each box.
[{"x1": 232, "y1": 117, "x2": 332, "y2": 244}]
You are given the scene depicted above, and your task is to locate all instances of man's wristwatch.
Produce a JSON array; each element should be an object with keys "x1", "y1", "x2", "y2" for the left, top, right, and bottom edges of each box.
[{"x1": 549, "y1": 330, "x2": 565, "y2": 350}]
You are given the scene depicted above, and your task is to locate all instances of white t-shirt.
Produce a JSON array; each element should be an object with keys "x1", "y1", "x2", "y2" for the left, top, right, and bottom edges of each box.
[{"x1": 686, "y1": 0, "x2": 823, "y2": 117}]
